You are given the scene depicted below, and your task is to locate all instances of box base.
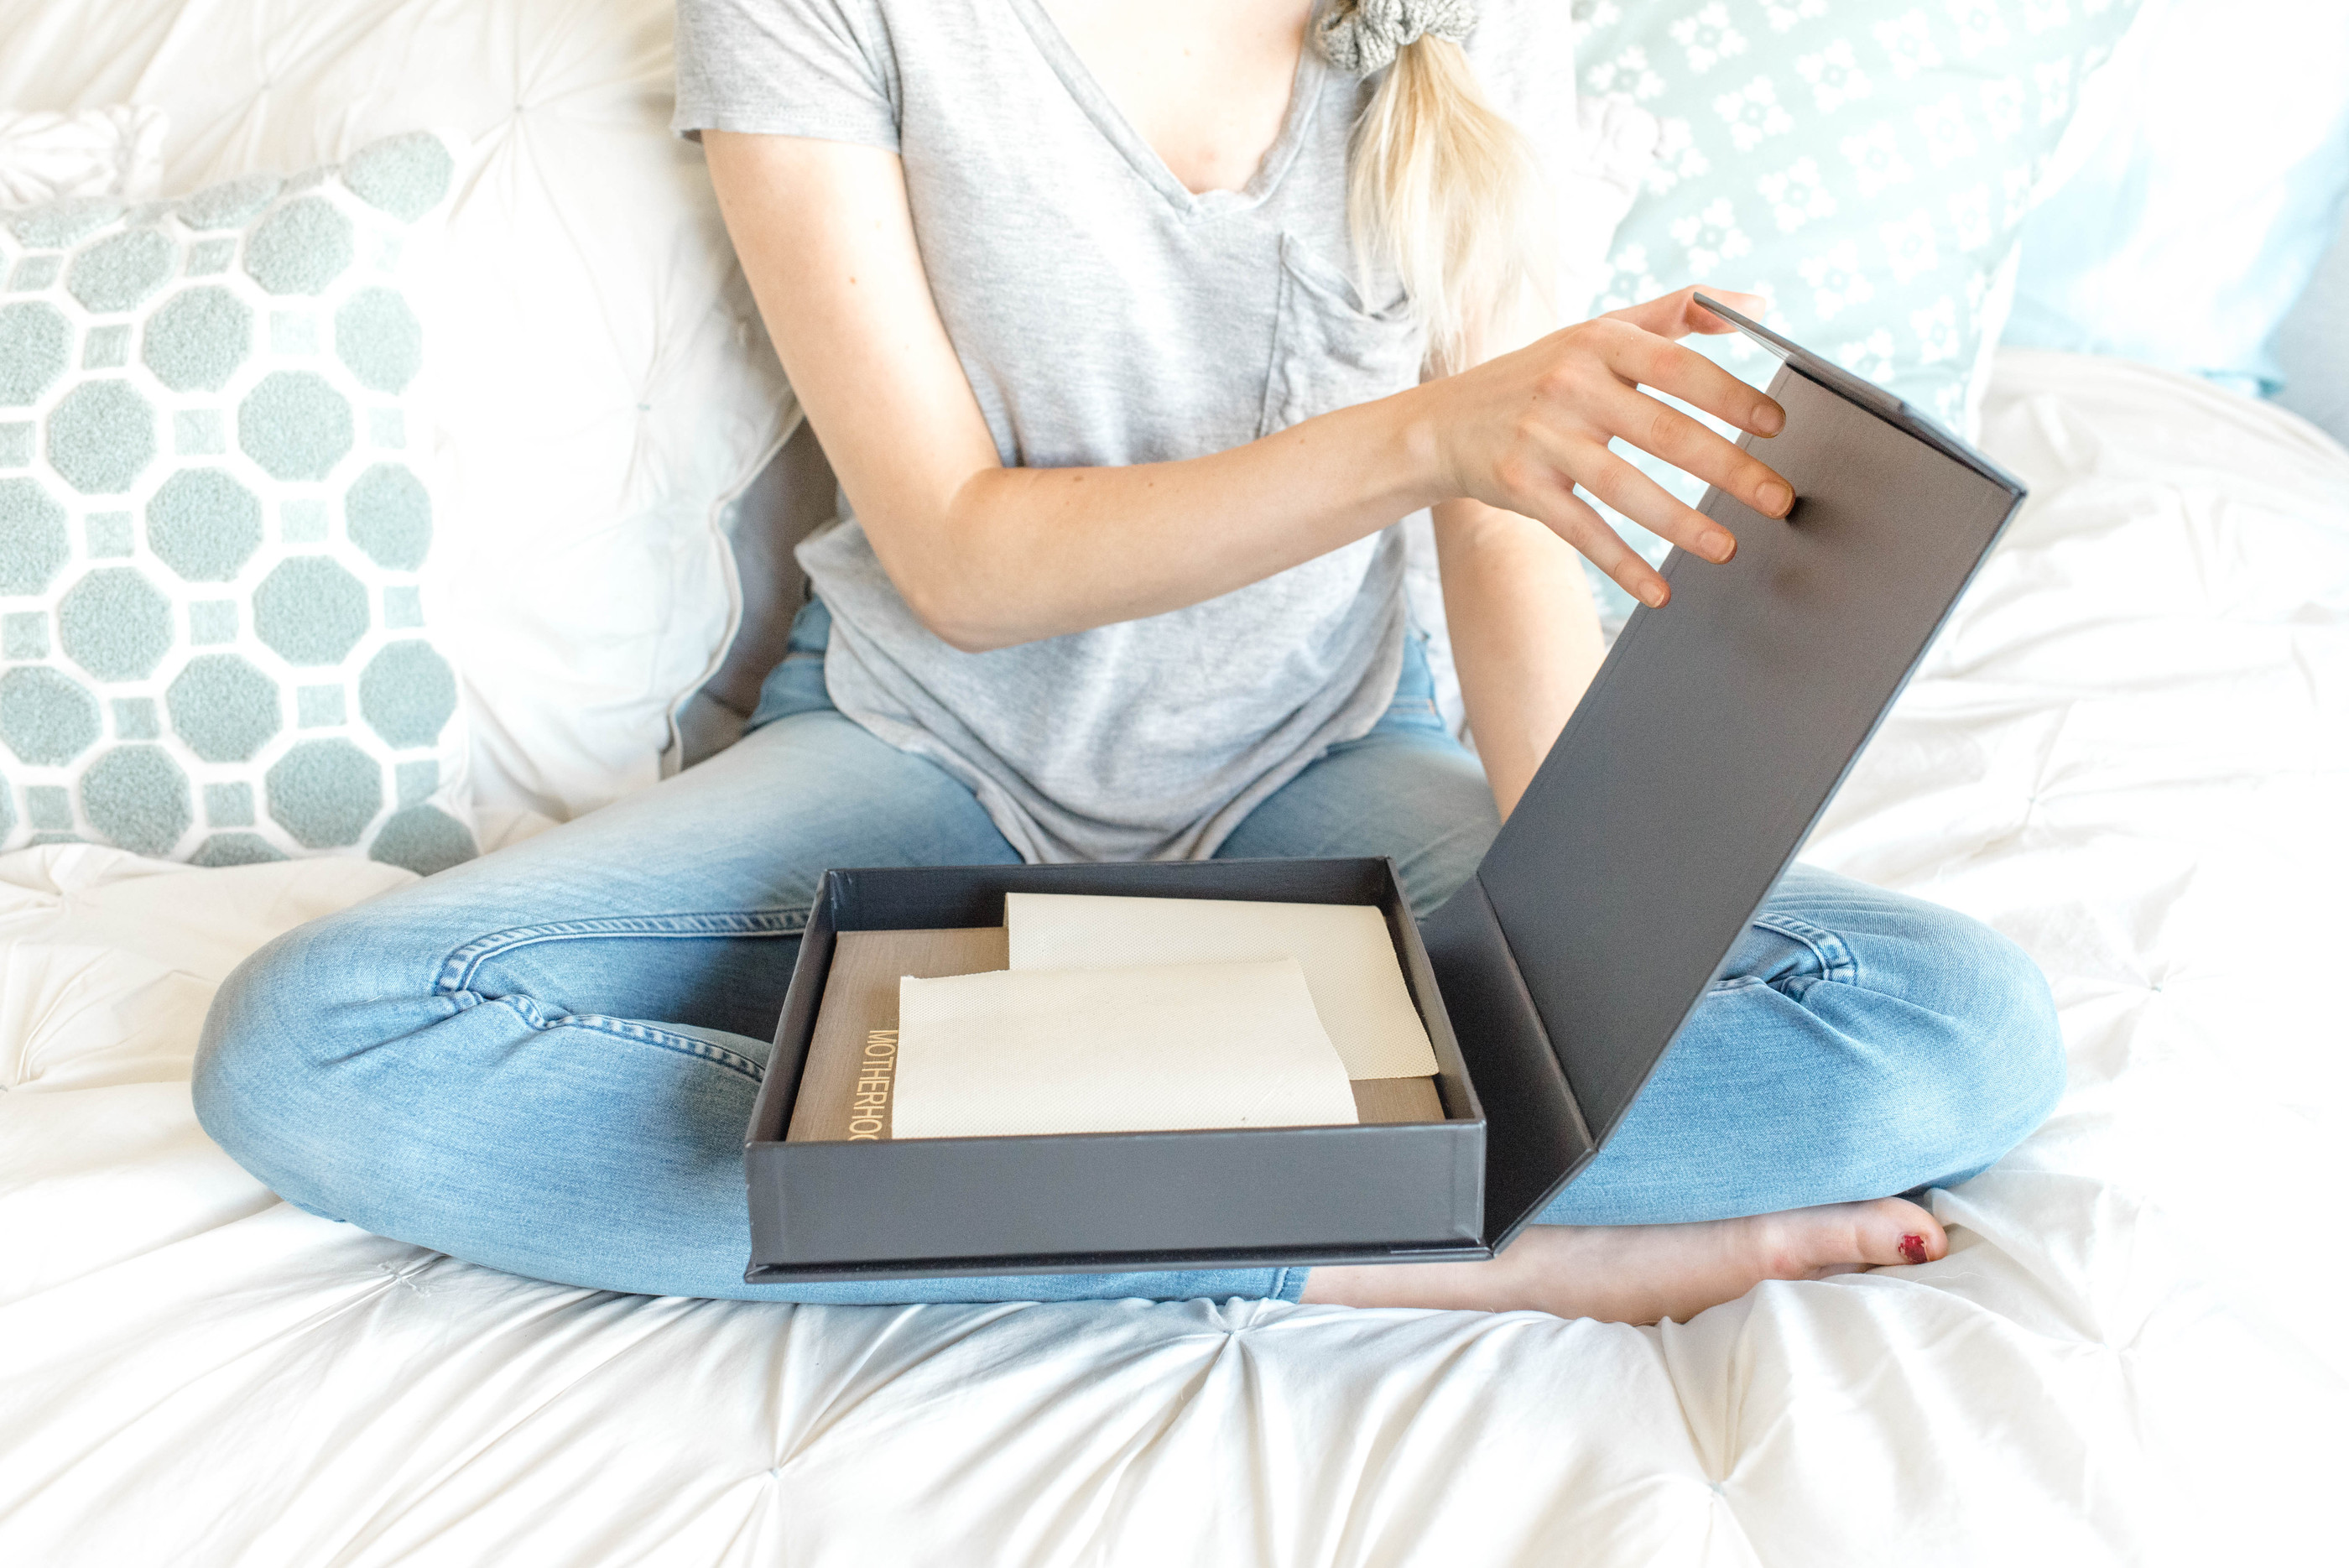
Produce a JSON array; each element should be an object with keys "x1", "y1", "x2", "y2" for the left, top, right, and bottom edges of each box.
[{"x1": 745, "y1": 861, "x2": 1487, "y2": 1279}]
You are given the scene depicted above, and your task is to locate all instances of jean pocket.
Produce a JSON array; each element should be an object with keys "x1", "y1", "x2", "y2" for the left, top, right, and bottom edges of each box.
[
  {"x1": 748, "y1": 598, "x2": 836, "y2": 732},
  {"x1": 1372, "y1": 628, "x2": 1447, "y2": 734}
]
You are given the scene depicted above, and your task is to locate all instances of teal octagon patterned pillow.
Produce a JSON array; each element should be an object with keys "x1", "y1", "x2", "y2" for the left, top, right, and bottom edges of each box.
[{"x1": 0, "y1": 132, "x2": 477, "y2": 873}]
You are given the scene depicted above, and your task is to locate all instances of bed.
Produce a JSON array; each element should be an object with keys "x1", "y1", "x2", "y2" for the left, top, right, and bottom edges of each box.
[
  {"x1": 3, "y1": 343, "x2": 2341, "y2": 1563},
  {"x1": 7, "y1": 0, "x2": 2349, "y2": 1557}
]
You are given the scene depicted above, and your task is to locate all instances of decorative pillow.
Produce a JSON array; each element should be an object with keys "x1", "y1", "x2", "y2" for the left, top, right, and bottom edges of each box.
[
  {"x1": 1580, "y1": 0, "x2": 2143, "y2": 427},
  {"x1": 0, "y1": 0, "x2": 796, "y2": 834},
  {"x1": 1565, "y1": 0, "x2": 2145, "y2": 625},
  {"x1": 0, "y1": 132, "x2": 479, "y2": 873},
  {"x1": 2005, "y1": 0, "x2": 2349, "y2": 397}
]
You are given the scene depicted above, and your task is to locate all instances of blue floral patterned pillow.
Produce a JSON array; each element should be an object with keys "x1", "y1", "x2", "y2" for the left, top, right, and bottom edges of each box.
[{"x1": 1569, "y1": 0, "x2": 2143, "y2": 617}]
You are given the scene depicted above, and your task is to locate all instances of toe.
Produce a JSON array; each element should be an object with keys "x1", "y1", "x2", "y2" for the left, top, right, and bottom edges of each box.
[
  {"x1": 1753, "y1": 1198, "x2": 1946, "y2": 1280},
  {"x1": 1853, "y1": 1196, "x2": 1945, "y2": 1267}
]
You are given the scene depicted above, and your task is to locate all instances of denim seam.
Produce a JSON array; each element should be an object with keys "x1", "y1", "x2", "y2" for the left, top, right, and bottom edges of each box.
[
  {"x1": 1746, "y1": 910, "x2": 1859, "y2": 997},
  {"x1": 434, "y1": 909, "x2": 809, "y2": 996},
  {"x1": 427, "y1": 910, "x2": 806, "y2": 1086},
  {"x1": 451, "y1": 997, "x2": 769, "y2": 1082}
]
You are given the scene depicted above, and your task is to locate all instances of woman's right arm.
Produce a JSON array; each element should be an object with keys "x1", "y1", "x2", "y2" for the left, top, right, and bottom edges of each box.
[{"x1": 704, "y1": 131, "x2": 1794, "y2": 652}]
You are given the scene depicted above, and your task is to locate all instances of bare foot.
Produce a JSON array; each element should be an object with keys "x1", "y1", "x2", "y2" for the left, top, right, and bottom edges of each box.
[{"x1": 1300, "y1": 1198, "x2": 1945, "y2": 1325}]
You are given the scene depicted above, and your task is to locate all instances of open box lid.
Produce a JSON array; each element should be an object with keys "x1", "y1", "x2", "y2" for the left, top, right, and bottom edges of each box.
[{"x1": 1425, "y1": 297, "x2": 2029, "y2": 1251}]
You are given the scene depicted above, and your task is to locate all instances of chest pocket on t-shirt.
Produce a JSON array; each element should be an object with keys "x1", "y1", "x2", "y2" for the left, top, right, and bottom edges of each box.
[{"x1": 1257, "y1": 232, "x2": 1425, "y2": 439}]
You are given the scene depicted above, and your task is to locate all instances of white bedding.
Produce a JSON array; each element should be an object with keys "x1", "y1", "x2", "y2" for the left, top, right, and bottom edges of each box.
[{"x1": 1, "y1": 350, "x2": 2341, "y2": 1565}]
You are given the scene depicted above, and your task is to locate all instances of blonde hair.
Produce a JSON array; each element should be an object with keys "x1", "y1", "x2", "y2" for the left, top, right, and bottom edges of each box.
[{"x1": 1342, "y1": 30, "x2": 1553, "y2": 373}]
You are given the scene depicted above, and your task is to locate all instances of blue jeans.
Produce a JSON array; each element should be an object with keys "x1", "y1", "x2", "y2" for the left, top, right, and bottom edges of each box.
[{"x1": 193, "y1": 602, "x2": 2064, "y2": 1304}]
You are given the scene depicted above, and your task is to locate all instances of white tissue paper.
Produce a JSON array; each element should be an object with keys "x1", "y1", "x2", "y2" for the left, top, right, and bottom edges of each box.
[
  {"x1": 891, "y1": 958, "x2": 1359, "y2": 1139},
  {"x1": 1005, "y1": 893, "x2": 1439, "y2": 1080}
]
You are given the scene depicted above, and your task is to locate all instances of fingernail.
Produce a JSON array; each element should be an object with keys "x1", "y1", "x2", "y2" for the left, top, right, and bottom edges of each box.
[
  {"x1": 1758, "y1": 481, "x2": 1793, "y2": 516},
  {"x1": 1707, "y1": 531, "x2": 1735, "y2": 562},
  {"x1": 1898, "y1": 1233, "x2": 1928, "y2": 1265},
  {"x1": 1754, "y1": 403, "x2": 1784, "y2": 435},
  {"x1": 1641, "y1": 582, "x2": 1667, "y2": 608}
]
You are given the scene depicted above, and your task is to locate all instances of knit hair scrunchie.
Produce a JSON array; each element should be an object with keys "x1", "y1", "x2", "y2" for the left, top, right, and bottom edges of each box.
[{"x1": 1313, "y1": 0, "x2": 1477, "y2": 76}]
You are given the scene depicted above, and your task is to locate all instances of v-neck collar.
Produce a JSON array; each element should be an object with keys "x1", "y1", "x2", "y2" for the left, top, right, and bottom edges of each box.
[{"x1": 1005, "y1": 0, "x2": 1330, "y2": 219}]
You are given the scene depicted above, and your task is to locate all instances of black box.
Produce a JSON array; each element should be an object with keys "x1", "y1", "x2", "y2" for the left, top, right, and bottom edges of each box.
[
  {"x1": 742, "y1": 300, "x2": 2026, "y2": 1284},
  {"x1": 744, "y1": 858, "x2": 1490, "y2": 1283}
]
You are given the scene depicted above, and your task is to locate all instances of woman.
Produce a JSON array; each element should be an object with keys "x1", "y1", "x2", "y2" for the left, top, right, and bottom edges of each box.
[{"x1": 193, "y1": 0, "x2": 2063, "y2": 1325}]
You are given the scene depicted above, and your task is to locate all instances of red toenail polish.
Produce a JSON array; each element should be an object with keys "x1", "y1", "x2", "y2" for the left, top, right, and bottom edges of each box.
[{"x1": 1898, "y1": 1233, "x2": 1929, "y2": 1266}]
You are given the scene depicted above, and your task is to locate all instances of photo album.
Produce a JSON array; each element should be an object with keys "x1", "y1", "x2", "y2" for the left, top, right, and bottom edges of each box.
[{"x1": 742, "y1": 298, "x2": 2029, "y2": 1284}]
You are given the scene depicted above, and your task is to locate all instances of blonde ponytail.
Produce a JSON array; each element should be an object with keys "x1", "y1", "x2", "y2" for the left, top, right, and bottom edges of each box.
[{"x1": 1322, "y1": 4, "x2": 1552, "y2": 373}]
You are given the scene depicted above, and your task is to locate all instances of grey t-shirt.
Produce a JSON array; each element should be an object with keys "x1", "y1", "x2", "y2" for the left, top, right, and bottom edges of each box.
[{"x1": 674, "y1": 0, "x2": 1570, "y2": 862}]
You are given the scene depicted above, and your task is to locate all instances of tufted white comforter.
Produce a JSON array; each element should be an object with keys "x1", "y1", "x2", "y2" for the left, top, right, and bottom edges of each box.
[{"x1": 0, "y1": 350, "x2": 2341, "y2": 1565}]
